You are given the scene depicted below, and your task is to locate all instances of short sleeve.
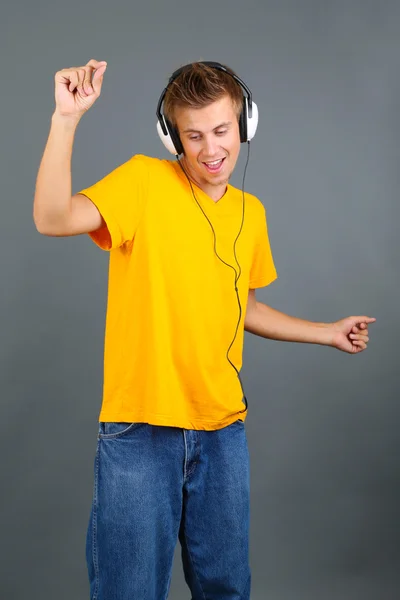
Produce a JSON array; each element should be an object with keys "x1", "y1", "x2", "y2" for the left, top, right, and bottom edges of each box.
[
  {"x1": 249, "y1": 205, "x2": 278, "y2": 288},
  {"x1": 77, "y1": 154, "x2": 149, "y2": 251}
]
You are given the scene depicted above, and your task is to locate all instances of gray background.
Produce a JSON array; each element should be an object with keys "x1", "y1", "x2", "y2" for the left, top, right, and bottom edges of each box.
[{"x1": 1, "y1": 0, "x2": 398, "y2": 598}]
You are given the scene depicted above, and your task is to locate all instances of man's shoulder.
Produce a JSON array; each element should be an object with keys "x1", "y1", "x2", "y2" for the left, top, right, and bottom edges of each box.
[
  {"x1": 121, "y1": 154, "x2": 179, "y2": 189},
  {"x1": 127, "y1": 153, "x2": 173, "y2": 173}
]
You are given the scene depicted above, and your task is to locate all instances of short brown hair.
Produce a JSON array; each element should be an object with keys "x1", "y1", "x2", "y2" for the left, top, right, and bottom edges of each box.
[{"x1": 163, "y1": 62, "x2": 244, "y2": 127}]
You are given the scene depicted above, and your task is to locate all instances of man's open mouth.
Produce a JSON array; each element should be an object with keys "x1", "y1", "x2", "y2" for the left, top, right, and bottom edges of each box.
[{"x1": 203, "y1": 158, "x2": 225, "y2": 173}]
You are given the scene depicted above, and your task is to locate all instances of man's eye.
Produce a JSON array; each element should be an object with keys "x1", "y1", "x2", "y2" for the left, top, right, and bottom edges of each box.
[
  {"x1": 216, "y1": 130, "x2": 227, "y2": 136},
  {"x1": 189, "y1": 136, "x2": 200, "y2": 141}
]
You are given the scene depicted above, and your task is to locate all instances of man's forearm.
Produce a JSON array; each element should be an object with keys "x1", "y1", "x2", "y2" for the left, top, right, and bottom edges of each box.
[
  {"x1": 244, "y1": 301, "x2": 333, "y2": 345},
  {"x1": 33, "y1": 112, "x2": 80, "y2": 234}
]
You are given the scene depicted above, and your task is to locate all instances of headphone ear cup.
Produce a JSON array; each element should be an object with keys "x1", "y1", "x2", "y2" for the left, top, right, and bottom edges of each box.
[
  {"x1": 239, "y1": 99, "x2": 247, "y2": 143},
  {"x1": 245, "y1": 99, "x2": 259, "y2": 141},
  {"x1": 165, "y1": 117, "x2": 184, "y2": 156},
  {"x1": 156, "y1": 117, "x2": 178, "y2": 155}
]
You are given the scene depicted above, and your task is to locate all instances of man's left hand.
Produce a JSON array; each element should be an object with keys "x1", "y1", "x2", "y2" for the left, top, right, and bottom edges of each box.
[{"x1": 330, "y1": 316, "x2": 376, "y2": 354}]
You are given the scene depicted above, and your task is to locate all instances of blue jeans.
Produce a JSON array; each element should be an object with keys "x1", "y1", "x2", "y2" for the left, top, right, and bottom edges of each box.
[{"x1": 86, "y1": 419, "x2": 251, "y2": 599}]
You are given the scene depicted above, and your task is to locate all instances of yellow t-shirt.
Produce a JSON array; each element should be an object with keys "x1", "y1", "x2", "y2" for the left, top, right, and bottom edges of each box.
[{"x1": 78, "y1": 154, "x2": 277, "y2": 430}]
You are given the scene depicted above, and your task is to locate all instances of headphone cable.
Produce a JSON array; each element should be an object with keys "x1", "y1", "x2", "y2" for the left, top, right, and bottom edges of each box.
[{"x1": 176, "y1": 141, "x2": 251, "y2": 416}]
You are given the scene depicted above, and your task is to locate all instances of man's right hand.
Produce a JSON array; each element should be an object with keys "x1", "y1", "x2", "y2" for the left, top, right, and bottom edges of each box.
[{"x1": 53, "y1": 59, "x2": 107, "y2": 121}]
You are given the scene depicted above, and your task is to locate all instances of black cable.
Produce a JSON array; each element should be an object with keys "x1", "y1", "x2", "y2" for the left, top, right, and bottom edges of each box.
[{"x1": 176, "y1": 141, "x2": 251, "y2": 416}]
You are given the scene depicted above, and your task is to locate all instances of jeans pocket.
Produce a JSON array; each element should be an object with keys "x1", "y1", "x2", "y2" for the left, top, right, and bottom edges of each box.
[{"x1": 98, "y1": 422, "x2": 143, "y2": 439}]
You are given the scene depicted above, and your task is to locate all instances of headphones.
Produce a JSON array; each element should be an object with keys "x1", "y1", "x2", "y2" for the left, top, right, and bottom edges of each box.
[{"x1": 156, "y1": 61, "x2": 259, "y2": 155}]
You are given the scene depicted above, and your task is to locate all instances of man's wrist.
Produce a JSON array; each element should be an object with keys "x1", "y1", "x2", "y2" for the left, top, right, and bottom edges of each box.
[
  {"x1": 316, "y1": 322, "x2": 335, "y2": 346},
  {"x1": 51, "y1": 110, "x2": 82, "y2": 131}
]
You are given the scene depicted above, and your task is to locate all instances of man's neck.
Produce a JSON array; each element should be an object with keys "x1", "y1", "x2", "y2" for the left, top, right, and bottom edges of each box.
[{"x1": 180, "y1": 157, "x2": 228, "y2": 202}]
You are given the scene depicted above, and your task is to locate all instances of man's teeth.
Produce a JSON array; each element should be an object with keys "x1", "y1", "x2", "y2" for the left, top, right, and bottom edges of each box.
[{"x1": 206, "y1": 159, "x2": 223, "y2": 166}]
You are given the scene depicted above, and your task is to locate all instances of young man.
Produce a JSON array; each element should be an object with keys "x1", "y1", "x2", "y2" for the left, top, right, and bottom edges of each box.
[{"x1": 33, "y1": 59, "x2": 375, "y2": 600}]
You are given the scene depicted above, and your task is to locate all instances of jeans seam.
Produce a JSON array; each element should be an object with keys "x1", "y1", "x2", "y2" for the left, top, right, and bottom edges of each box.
[
  {"x1": 183, "y1": 523, "x2": 207, "y2": 600},
  {"x1": 92, "y1": 441, "x2": 100, "y2": 600}
]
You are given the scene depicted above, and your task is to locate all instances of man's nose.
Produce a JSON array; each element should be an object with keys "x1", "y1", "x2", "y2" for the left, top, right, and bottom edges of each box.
[{"x1": 203, "y1": 136, "x2": 219, "y2": 157}]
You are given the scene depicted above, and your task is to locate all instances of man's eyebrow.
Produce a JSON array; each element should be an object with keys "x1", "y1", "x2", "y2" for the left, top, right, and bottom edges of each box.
[{"x1": 182, "y1": 121, "x2": 232, "y2": 134}]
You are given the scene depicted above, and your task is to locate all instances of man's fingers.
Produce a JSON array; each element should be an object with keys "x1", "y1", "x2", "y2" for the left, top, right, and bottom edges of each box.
[
  {"x1": 353, "y1": 317, "x2": 376, "y2": 333},
  {"x1": 83, "y1": 67, "x2": 95, "y2": 95},
  {"x1": 85, "y1": 59, "x2": 107, "y2": 69},
  {"x1": 353, "y1": 340, "x2": 367, "y2": 350},
  {"x1": 350, "y1": 334, "x2": 369, "y2": 342},
  {"x1": 354, "y1": 327, "x2": 369, "y2": 337}
]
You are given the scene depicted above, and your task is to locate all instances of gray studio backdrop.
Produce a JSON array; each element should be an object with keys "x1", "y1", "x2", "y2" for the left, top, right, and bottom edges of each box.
[{"x1": 1, "y1": 1, "x2": 398, "y2": 599}]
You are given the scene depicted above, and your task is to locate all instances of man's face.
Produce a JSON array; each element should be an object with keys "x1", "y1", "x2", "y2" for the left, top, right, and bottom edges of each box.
[{"x1": 175, "y1": 94, "x2": 241, "y2": 199}]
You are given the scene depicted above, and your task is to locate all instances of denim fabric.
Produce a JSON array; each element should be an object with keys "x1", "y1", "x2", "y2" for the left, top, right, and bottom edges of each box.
[{"x1": 86, "y1": 419, "x2": 251, "y2": 599}]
